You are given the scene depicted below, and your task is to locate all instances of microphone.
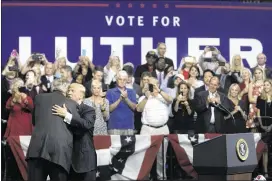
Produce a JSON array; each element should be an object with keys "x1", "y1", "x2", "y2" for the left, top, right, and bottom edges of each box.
[{"x1": 217, "y1": 103, "x2": 236, "y2": 126}]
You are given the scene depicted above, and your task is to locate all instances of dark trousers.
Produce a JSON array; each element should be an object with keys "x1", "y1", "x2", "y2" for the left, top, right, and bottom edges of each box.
[
  {"x1": 69, "y1": 168, "x2": 96, "y2": 181},
  {"x1": 208, "y1": 124, "x2": 216, "y2": 133},
  {"x1": 27, "y1": 158, "x2": 68, "y2": 181}
]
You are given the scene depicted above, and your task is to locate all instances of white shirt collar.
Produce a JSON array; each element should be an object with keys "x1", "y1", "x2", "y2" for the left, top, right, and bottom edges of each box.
[
  {"x1": 258, "y1": 64, "x2": 266, "y2": 69},
  {"x1": 209, "y1": 91, "x2": 217, "y2": 97}
]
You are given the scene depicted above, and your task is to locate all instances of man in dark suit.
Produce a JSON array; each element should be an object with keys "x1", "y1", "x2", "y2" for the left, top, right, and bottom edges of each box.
[
  {"x1": 194, "y1": 69, "x2": 224, "y2": 97},
  {"x1": 26, "y1": 79, "x2": 82, "y2": 181},
  {"x1": 156, "y1": 42, "x2": 174, "y2": 68},
  {"x1": 40, "y1": 62, "x2": 55, "y2": 93},
  {"x1": 84, "y1": 66, "x2": 107, "y2": 98},
  {"x1": 217, "y1": 63, "x2": 239, "y2": 94},
  {"x1": 251, "y1": 53, "x2": 272, "y2": 79},
  {"x1": 134, "y1": 51, "x2": 158, "y2": 85},
  {"x1": 52, "y1": 83, "x2": 96, "y2": 181},
  {"x1": 194, "y1": 76, "x2": 233, "y2": 133}
]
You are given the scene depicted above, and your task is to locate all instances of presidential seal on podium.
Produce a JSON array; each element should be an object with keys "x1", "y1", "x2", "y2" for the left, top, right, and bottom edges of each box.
[{"x1": 236, "y1": 138, "x2": 249, "y2": 161}]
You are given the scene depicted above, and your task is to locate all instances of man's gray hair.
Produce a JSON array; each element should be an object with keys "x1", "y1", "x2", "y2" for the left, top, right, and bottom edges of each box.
[
  {"x1": 61, "y1": 65, "x2": 73, "y2": 73},
  {"x1": 116, "y1": 70, "x2": 128, "y2": 79},
  {"x1": 51, "y1": 79, "x2": 71, "y2": 93}
]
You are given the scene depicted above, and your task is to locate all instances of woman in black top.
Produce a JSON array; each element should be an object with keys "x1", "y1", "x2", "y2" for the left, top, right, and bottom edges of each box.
[
  {"x1": 172, "y1": 82, "x2": 194, "y2": 134},
  {"x1": 256, "y1": 79, "x2": 272, "y2": 179},
  {"x1": 225, "y1": 83, "x2": 248, "y2": 133}
]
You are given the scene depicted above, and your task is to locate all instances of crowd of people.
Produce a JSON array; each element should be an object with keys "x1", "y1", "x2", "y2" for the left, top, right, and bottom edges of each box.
[{"x1": 1, "y1": 43, "x2": 271, "y2": 180}]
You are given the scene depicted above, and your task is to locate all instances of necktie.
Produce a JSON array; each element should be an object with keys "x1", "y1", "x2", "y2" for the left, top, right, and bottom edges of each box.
[
  {"x1": 220, "y1": 74, "x2": 226, "y2": 89},
  {"x1": 158, "y1": 72, "x2": 162, "y2": 85},
  {"x1": 47, "y1": 77, "x2": 51, "y2": 89}
]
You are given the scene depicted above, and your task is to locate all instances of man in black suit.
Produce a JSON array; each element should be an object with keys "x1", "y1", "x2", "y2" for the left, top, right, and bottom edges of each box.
[
  {"x1": 52, "y1": 83, "x2": 97, "y2": 181},
  {"x1": 40, "y1": 62, "x2": 55, "y2": 93},
  {"x1": 251, "y1": 53, "x2": 272, "y2": 79},
  {"x1": 134, "y1": 51, "x2": 158, "y2": 85},
  {"x1": 194, "y1": 76, "x2": 233, "y2": 133},
  {"x1": 84, "y1": 66, "x2": 107, "y2": 98},
  {"x1": 156, "y1": 42, "x2": 174, "y2": 68},
  {"x1": 26, "y1": 79, "x2": 82, "y2": 181},
  {"x1": 217, "y1": 63, "x2": 239, "y2": 94},
  {"x1": 194, "y1": 69, "x2": 224, "y2": 97}
]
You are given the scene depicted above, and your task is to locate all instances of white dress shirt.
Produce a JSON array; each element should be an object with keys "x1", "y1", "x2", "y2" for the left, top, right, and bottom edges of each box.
[
  {"x1": 46, "y1": 75, "x2": 54, "y2": 83},
  {"x1": 139, "y1": 94, "x2": 170, "y2": 126},
  {"x1": 208, "y1": 91, "x2": 217, "y2": 124},
  {"x1": 64, "y1": 112, "x2": 72, "y2": 124}
]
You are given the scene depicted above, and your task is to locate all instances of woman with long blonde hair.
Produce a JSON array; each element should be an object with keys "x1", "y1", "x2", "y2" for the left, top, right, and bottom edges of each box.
[
  {"x1": 230, "y1": 54, "x2": 244, "y2": 72},
  {"x1": 256, "y1": 79, "x2": 272, "y2": 179},
  {"x1": 225, "y1": 83, "x2": 248, "y2": 133},
  {"x1": 54, "y1": 57, "x2": 67, "y2": 78},
  {"x1": 104, "y1": 55, "x2": 121, "y2": 88},
  {"x1": 247, "y1": 67, "x2": 264, "y2": 130}
]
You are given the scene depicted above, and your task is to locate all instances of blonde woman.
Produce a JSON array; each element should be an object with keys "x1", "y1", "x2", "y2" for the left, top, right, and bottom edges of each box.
[
  {"x1": 54, "y1": 57, "x2": 67, "y2": 78},
  {"x1": 104, "y1": 55, "x2": 121, "y2": 87},
  {"x1": 230, "y1": 55, "x2": 244, "y2": 72},
  {"x1": 4, "y1": 78, "x2": 34, "y2": 138},
  {"x1": 247, "y1": 67, "x2": 264, "y2": 130},
  {"x1": 230, "y1": 54, "x2": 244, "y2": 83},
  {"x1": 225, "y1": 84, "x2": 248, "y2": 133},
  {"x1": 256, "y1": 79, "x2": 272, "y2": 178},
  {"x1": 73, "y1": 56, "x2": 94, "y2": 84},
  {"x1": 238, "y1": 68, "x2": 252, "y2": 99},
  {"x1": 84, "y1": 80, "x2": 109, "y2": 135}
]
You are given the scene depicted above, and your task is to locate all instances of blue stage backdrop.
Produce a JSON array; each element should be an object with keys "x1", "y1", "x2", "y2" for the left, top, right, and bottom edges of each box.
[{"x1": 2, "y1": 1, "x2": 272, "y2": 69}]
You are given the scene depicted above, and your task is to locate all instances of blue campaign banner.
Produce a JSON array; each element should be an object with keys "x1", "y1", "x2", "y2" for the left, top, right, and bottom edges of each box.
[{"x1": 2, "y1": 1, "x2": 272, "y2": 69}]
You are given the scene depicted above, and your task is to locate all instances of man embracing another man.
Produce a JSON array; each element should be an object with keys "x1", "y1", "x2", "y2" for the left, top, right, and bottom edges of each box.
[{"x1": 26, "y1": 79, "x2": 97, "y2": 181}]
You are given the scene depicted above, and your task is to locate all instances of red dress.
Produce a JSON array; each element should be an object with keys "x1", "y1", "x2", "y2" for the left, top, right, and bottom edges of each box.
[{"x1": 4, "y1": 96, "x2": 34, "y2": 138}]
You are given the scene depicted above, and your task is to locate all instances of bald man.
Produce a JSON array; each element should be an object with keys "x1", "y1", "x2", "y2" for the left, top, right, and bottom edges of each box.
[
  {"x1": 52, "y1": 83, "x2": 97, "y2": 181},
  {"x1": 251, "y1": 53, "x2": 272, "y2": 79},
  {"x1": 194, "y1": 76, "x2": 233, "y2": 133}
]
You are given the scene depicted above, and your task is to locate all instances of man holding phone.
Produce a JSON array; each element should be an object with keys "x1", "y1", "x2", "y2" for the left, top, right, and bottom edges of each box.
[
  {"x1": 217, "y1": 63, "x2": 239, "y2": 94},
  {"x1": 136, "y1": 77, "x2": 172, "y2": 180},
  {"x1": 199, "y1": 46, "x2": 227, "y2": 72}
]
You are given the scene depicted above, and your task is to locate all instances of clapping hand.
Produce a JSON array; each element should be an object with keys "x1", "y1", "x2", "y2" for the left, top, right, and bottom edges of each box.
[
  {"x1": 153, "y1": 84, "x2": 160, "y2": 93},
  {"x1": 13, "y1": 91, "x2": 21, "y2": 103},
  {"x1": 52, "y1": 104, "x2": 68, "y2": 118},
  {"x1": 120, "y1": 90, "x2": 128, "y2": 99},
  {"x1": 100, "y1": 98, "x2": 107, "y2": 111},
  {"x1": 142, "y1": 83, "x2": 149, "y2": 94},
  {"x1": 234, "y1": 105, "x2": 240, "y2": 113}
]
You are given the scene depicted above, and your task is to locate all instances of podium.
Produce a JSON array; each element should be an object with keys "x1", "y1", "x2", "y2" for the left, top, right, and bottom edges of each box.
[{"x1": 193, "y1": 133, "x2": 258, "y2": 181}]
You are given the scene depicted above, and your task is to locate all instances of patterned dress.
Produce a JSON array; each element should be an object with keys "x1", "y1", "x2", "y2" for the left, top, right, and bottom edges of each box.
[
  {"x1": 246, "y1": 83, "x2": 263, "y2": 128},
  {"x1": 83, "y1": 98, "x2": 109, "y2": 135}
]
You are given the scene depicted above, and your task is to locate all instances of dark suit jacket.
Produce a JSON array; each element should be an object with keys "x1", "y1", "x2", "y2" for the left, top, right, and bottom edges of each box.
[
  {"x1": 134, "y1": 64, "x2": 156, "y2": 85},
  {"x1": 194, "y1": 91, "x2": 233, "y2": 133},
  {"x1": 1, "y1": 77, "x2": 12, "y2": 137},
  {"x1": 26, "y1": 91, "x2": 79, "y2": 173},
  {"x1": 71, "y1": 102, "x2": 96, "y2": 173},
  {"x1": 40, "y1": 75, "x2": 55, "y2": 93},
  {"x1": 251, "y1": 65, "x2": 272, "y2": 79},
  {"x1": 218, "y1": 74, "x2": 239, "y2": 94},
  {"x1": 194, "y1": 85, "x2": 224, "y2": 97}
]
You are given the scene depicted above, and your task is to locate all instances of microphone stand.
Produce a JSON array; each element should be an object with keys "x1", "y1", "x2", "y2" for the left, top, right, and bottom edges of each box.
[{"x1": 215, "y1": 103, "x2": 236, "y2": 126}]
